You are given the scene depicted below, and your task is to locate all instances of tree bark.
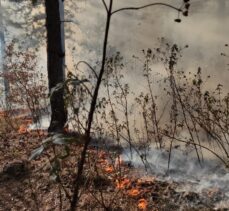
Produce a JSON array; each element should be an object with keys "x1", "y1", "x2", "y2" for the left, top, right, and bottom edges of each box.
[
  {"x1": 0, "y1": 0, "x2": 9, "y2": 108},
  {"x1": 45, "y1": 0, "x2": 67, "y2": 132}
]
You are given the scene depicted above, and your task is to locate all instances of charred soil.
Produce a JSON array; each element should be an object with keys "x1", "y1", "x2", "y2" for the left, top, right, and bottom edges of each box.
[{"x1": 0, "y1": 130, "x2": 228, "y2": 211}]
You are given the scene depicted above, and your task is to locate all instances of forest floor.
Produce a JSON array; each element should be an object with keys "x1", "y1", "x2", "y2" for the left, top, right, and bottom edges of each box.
[{"x1": 0, "y1": 122, "x2": 228, "y2": 211}]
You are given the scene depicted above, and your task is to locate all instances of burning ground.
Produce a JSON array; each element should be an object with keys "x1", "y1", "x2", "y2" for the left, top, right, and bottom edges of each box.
[{"x1": 0, "y1": 115, "x2": 229, "y2": 211}]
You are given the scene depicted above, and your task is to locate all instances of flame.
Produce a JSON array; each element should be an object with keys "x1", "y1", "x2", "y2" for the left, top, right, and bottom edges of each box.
[
  {"x1": 116, "y1": 178, "x2": 131, "y2": 189},
  {"x1": 138, "y1": 198, "x2": 148, "y2": 210},
  {"x1": 18, "y1": 124, "x2": 28, "y2": 134},
  {"x1": 104, "y1": 165, "x2": 114, "y2": 173},
  {"x1": 97, "y1": 151, "x2": 109, "y2": 166},
  {"x1": 128, "y1": 188, "x2": 140, "y2": 197}
]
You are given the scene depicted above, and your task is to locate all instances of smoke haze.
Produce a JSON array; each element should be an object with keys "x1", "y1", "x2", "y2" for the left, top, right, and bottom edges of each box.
[{"x1": 65, "y1": 0, "x2": 229, "y2": 87}]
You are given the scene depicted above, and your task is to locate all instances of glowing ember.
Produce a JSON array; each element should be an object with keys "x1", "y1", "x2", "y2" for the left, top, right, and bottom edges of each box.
[
  {"x1": 128, "y1": 188, "x2": 140, "y2": 197},
  {"x1": 116, "y1": 178, "x2": 131, "y2": 189},
  {"x1": 104, "y1": 165, "x2": 114, "y2": 173},
  {"x1": 18, "y1": 124, "x2": 28, "y2": 134},
  {"x1": 138, "y1": 198, "x2": 148, "y2": 210}
]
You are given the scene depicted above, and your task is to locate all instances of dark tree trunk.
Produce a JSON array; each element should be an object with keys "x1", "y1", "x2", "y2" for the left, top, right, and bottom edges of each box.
[{"x1": 45, "y1": 0, "x2": 67, "y2": 133}]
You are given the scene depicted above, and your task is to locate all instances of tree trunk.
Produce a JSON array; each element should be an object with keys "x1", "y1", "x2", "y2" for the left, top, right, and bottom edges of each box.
[
  {"x1": 45, "y1": 0, "x2": 67, "y2": 132},
  {"x1": 0, "y1": 0, "x2": 9, "y2": 108}
]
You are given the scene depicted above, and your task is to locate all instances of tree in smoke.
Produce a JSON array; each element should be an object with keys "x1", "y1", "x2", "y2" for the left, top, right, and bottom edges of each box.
[
  {"x1": 45, "y1": 0, "x2": 67, "y2": 132},
  {"x1": 70, "y1": 0, "x2": 191, "y2": 210},
  {"x1": 1, "y1": 0, "x2": 68, "y2": 132}
]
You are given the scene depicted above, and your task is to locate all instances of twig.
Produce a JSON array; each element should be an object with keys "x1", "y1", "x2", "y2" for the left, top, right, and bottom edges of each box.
[
  {"x1": 70, "y1": 1, "x2": 114, "y2": 210},
  {"x1": 162, "y1": 132, "x2": 228, "y2": 167},
  {"x1": 112, "y1": 3, "x2": 181, "y2": 15},
  {"x1": 101, "y1": 0, "x2": 108, "y2": 13},
  {"x1": 76, "y1": 60, "x2": 98, "y2": 79},
  {"x1": 59, "y1": 185, "x2": 62, "y2": 211}
]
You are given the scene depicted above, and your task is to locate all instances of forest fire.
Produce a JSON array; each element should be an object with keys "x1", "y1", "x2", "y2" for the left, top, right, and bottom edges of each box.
[
  {"x1": 17, "y1": 118, "x2": 47, "y2": 136},
  {"x1": 116, "y1": 178, "x2": 131, "y2": 189},
  {"x1": 104, "y1": 165, "x2": 114, "y2": 173},
  {"x1": 128, "y1": 188, "x2": 141, "y2": 197},
  {"x1": 1, "y1": 0, "x2": 228, "y2": 209},
  {"x1": 97, "y1": 152, "x2": 109, "y2": 166},
  {"x1": 18, "y1": 124, "x2": 28, "y2": 134},
  {"x1": 97, "y1": 151, "x2": 116, "y2": 174},
  {"x1": 18, "y1": 118, "x2": 33, "y2": 134},
  {"x1": 137, "y1": 198, "x2": 148, "y2": 210},
  {"x1": 0, "y1": 108, "x2": 35, "y2": 134}
]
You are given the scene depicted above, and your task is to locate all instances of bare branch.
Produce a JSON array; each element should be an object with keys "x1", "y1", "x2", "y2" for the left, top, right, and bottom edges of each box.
[
  {"x1": 162, "y1": 132, "x2": 229, "y2": 167},
  {"x1": 111, "y1": 3, "x2": 182, "y2": 15},
  {"x1": 81, "y1": 83, "x2": 93, "y2": 98},
  {"x1": 101, "y1": 0, "x2": 108, "y2": 13},
  {"x1": 76, "y1": 61, "x2": 98, "y2": 79}
]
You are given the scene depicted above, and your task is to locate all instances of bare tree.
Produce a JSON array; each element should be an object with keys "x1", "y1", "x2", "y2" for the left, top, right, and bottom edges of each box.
[
  {"x1": 45, "y1": 0, "x2": 67, "y2": 132},
  {"x1": 70, "y1": 1, "x2": 190, "y2": 210}
]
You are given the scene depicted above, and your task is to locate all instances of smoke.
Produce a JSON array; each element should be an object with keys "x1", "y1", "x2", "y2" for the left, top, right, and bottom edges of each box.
[
  {"x1": 121, "y1": 145, "x2": 229, "y2": 207},
  {"x1": 1, "y1": 0, "x2": 228, "y2": 83},
  {"x1": 2, "y1": 2, "x2": 229, "y2": 206},
  {"x1": 28, "y1": 115, "x2": 50, "y2": 130},
  {"x1": 66, "y1": 0, "x2": 229, "y2": 86},
  {"x1": 2, "y1": 0, "x2": 228, "y2": 87}
]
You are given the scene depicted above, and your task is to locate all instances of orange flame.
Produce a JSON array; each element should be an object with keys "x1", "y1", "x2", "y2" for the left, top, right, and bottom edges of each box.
[
  {"x1": 116, "y1": 178, "x2": 131, "y2": 189},
  {"x1": 104, "y1": 165, "x2": 114, "y2": 173},
  {"x1": 18, "y1": 124, "x2": 28, "y2": 134},
  {"x1": 128, "y1": 188, "x2": 140, "y2": 197},
  {"x1": 138, "y1": 198, "x2": 148, "y2": 210}
]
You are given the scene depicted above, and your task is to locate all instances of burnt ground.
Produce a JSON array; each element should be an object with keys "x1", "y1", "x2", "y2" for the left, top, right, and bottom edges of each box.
[{"x1": 0, "y1": 131, "x2": 228, "y2": 211}]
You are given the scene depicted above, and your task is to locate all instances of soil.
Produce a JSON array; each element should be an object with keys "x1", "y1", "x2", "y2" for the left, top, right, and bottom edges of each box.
[{"x1": 0, "y1": 130, "x2": 228, "y2": 211}]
